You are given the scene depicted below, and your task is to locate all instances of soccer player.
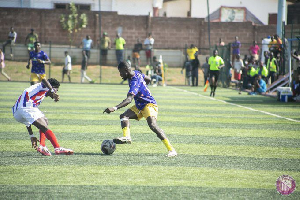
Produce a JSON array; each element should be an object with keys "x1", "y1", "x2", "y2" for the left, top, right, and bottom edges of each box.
[
  {"x1": 103, "y1": 61, "x2": 177, "y2": 157},
  {"x1": 12, "y1": 78, "x2": 74, "y2": 156},
  {"x1": 26, "y1": 41, "x2": 50, "y2": 85},
  {"x1": 208, "y1": 50, "x2": 225, "y2": 97}
]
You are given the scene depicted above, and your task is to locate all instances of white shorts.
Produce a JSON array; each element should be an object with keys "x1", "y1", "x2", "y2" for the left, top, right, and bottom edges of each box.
[{"x1": 13, "y1": 107, "x2": 44, "y2": 127}]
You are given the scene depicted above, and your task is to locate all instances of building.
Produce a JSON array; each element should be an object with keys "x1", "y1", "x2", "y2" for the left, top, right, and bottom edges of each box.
[{"x1": 0, "y1": 0, "x2": 296, "y2": 25}]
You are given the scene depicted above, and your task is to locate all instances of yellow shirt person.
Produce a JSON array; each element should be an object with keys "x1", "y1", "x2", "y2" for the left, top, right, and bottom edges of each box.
[{"x1": 187, "y1": 44, "x2": 198, "y2": 60}]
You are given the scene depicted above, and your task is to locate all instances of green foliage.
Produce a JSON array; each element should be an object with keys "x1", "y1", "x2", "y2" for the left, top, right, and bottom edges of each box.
[{"x1": 60, "y1": 2, "x2": 88, "y2": 46}]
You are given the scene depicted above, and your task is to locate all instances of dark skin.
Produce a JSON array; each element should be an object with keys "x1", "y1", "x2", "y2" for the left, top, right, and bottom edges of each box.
[
  {"x1": 26, "y1": 78, "x2": 59, "y2": 149},
  {"x1": 103, "y1": 67, "x2": 167, "y2": 140}
]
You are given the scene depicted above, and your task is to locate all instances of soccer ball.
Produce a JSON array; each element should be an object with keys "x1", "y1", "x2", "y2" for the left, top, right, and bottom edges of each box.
[{"x1": 101, "y1": 140, "x2": 116, "y2": 155}]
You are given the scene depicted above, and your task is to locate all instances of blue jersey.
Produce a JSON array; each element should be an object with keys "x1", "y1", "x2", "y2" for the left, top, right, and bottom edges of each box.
[
  {"x1": 30, "y1": 50, "x2": 49, "y2": 74},
  {"x1": 128, "y1": 70, "x2": 157, "y2": 110}
]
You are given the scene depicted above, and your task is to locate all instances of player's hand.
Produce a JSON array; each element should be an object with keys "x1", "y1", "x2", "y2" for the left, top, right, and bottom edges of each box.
[
  {"x1": 49, "y1": 92, "x2": 59, "y2": 102},
  {"x1": 30, "y1": 137, "x2": 39, "y2": 150},
  {"x1": 103, "y1": 107, "x2": 115, "y2": 114},
  {"x1": 26, "y1": 65, "x2": 30, "y2": 69}
]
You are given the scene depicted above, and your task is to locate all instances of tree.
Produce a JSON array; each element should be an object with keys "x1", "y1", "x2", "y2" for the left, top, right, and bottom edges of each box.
[{"x1": 60, "y1": 2, "x2": 88, "y2": 47}]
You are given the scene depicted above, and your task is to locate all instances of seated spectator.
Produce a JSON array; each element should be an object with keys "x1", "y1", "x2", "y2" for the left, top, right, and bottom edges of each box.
[
  {"x1": 249, "y1": 41, "x2": 260, "y2": 61},
  {"x1": 250, "y1": 74, "x2": 267, "y2": 95},
  {"x1": 256, "y1": 61, "x2": 268, "y2": 83},
  {"x1": 247, "y1": 57, "x2": 258, "y2": 88},
  {"x1": 151, "y1": 56, "x2": 162, "y2": 86}
]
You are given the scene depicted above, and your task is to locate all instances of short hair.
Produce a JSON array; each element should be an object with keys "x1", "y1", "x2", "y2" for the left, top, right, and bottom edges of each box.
[
  {"x1": 65, "y1": 51, "x2": 68, "y2": 54},
  {"x1": 48, "y1": 78, "x2": 60, "y2": 88},
  {"x1": 118, "y1": 61, "x2": 131, "y2": 70},
  {"x1": 34, "y1": 41, "x2": 40, "y2": 46}
]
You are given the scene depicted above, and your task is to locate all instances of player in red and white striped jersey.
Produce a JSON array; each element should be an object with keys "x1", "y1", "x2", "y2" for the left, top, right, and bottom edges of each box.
[{"x1": 12, "y1": 78, "x2": 73, "y2": 156}]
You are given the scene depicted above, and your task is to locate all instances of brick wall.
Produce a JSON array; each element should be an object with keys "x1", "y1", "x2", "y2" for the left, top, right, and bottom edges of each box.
[{"x1": 1, "y1": 7, "x2": 299, "y2": 53}]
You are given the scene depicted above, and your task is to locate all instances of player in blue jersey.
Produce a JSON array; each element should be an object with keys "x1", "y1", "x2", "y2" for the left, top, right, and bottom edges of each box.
[
  {"x1": 26, "y1": 41, "x2": 50, "y2": 85},
  {"x1": 103, "y1": 61, "x2": 177, "y2": 157}
]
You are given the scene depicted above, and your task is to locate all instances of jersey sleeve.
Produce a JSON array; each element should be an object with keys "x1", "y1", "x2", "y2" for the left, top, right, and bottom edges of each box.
[
  {"x1": 128, "y1": 77, "x2": 139, "y2": 96},
  {"x1": 43, "y1": 52, "x2": 49, "y2": 60},
  {"x1": 220, "y1": 57, "x2": 224, "y2": 65}
]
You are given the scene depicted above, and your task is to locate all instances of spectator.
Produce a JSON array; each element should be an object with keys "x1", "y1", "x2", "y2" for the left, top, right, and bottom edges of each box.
[
  {"x1": 231, "y1": 36, "x2": 241, "y2": 63},
  {"x1": 151, "y1": 56, "x2": 163, "y2": 86},
  {"x1": 62, "y1": 51, "x2": 72, "y2": 83},
  {"x1": 144, "y1": 33, "x2": 154, "y2": 65},
  {"x1": 25, "y1": 29, "x2": 38, "y2": 55},
  {"x1": 249, "y1": 41, "x2": 260, "y2": 61},
  {"x1": 263, "y1": 51, "x2": 269, "y2": 66},
  {"x1": 266, "y1": 52, "x2": 278, "y2": 84},
  {"x1": 292, "y1": 72, "x2": 300, "y2": 102},
  {"x1": 241, "y1": 56, "x2": 249, "y2": 90},
  {"x1": 81, "y1": 50, "x2": 92, "y2": 83},
  {"x1": 2, "y1": 27, "x2": 17, "y2": 59},
  {"x1": 26, "y1": 42, "x2": 50, "y2": 85},
  {"x1": 100, "y1": 32, "x2": 111, "y2": 66},
  {"x1": 251, "y1": 74, "x2": 267, "y2": 95},
  {"x1": 201, "y1": 57, "x2": 209, "y2": 86},
  {"x1": 219, "y1": 38, "x2": 225, "y2": 46},
  {"x1": 191, "y1": 52, "x2": 200, "y2": 86},
  {"x1": 114, "y1": 33, "x2": 126, "y2": 64},
  {"x1": 81, "y1": 35, "x2": 93, "y2": 60},
  {"x1": 273, "y1": 34, "x2": 282, "y2": 58},
  {"x1": 132, "y1": 38, "x2": 143, "y2": 69},
  {"x1": 261, "y1": 36, "x2": 271, "y2": 64},
  {"x1": 181, "y1": 59, "x2": 192, "y2": 86},
  {"x1": 257, "y1": 61, "x2": 268, "y2": 83},
  {"x1": 232, "y1": 54, "x2": 244, "y2": 94},
  {"x1": 0, "y1": 48, "x2": 11, "y2": 81}
]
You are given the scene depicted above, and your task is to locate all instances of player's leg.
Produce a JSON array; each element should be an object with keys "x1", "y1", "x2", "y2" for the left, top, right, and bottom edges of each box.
[
  {"x1": 213, "y1": 71, "x2": 219, "y2": 97},
  {"x1": 146, "y1": 116, "x2": 177, "y2": 157},
  {"x1": 210, "y1": 73, "x2": 215, "y2": 96},
  {"x1": 113, "y1": 108, "x2": 138, "y2": 144},
  {"x1": 30, "y1": 73, "x2": 39, "y2": 85}
]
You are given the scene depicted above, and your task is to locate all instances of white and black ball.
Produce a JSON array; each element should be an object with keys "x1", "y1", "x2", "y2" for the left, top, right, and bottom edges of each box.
[{"x1": 101, "y1": 140, "x2": 116, "y2": 155}]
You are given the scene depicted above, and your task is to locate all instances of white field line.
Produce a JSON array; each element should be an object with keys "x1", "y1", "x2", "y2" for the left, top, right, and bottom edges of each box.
[{"x1": 170, "y1": 87, "x2": 300, "y2": 123}]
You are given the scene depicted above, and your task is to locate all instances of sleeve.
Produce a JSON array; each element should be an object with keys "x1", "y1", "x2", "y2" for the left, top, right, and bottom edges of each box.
[
  {"x1": 128, "y1": 78, "x2": 139, "y2": 96},
  {"x1": 220, "y1": 57, "x2": 224, "y2": 65},
  {"x1": 43, "y1": 52, "x2": 49, "y2": 60}
]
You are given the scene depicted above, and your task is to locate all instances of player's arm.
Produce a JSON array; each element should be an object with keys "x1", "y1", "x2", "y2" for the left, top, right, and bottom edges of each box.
[
  {"x1": 26, "y1": 56, "x2": 31, "y2": 69},
  {"x1": 42, "y1": 78, "x2": 59, "y2": 102},
  {"x1": 103, "y1": 93, "x2": 134, "y2": 114},
  {"x1": 26, "y1": 125, "x2": 39, "y2": 150},
  {"x1": 143, "y1": 74, "x2": 151, "y2": 85}
]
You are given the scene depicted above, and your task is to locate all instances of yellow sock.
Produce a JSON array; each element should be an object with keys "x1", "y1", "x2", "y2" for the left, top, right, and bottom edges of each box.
[
  {"x1": 162, "y1": 138, "x2": 173, "y2": 151},
  {"x1": 122, "y1": 127, "x2": 130, "y2": 138}
]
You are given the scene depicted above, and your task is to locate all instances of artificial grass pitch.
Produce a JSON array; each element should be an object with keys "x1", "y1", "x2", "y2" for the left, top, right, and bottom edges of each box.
[{"x1": 0, "y1": 82, "x2": 299, "y2": 199}]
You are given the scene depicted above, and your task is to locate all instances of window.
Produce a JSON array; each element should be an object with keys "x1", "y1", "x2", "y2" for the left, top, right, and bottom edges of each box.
[{"x1": 54, "y1": 3, "x2": 90, "y2": 11}]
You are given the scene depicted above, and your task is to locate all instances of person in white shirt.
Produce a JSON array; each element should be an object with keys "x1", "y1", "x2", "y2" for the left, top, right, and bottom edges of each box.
[
  {"x1": 62, "y1": 51, "x2": 72, "y2": 83},
  {"x1": 144, "y1": 33, "x2": 154, "y2": 65},
  {"x1": 233, "y1": 54, "x2": 244, "y2": 94},
  {"x1": 261, "y1": 36, "x2": 271, "y2": 64},
  {"x1": 2, "y1": 27, "x2": 17, "y2": 58}
]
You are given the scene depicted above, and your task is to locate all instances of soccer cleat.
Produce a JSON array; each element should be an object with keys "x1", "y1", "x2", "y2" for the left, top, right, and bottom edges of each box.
[
  {"x1": 213, "y1": 92, "x2": 215, "y2": 97},
  {"x1": 167, "y1": 150, "x2": 177, "y2": 157},
  {"x1": 113, "y1": 137, "x2": 132, "y2": 144},
  {"x1": 37, "y1": 145, "x2": 52, "y2": 156},
  {"x1": 55, "y1": 147, "x2": 74, "y2": 155},
  {"x1": 210, "y1": 91, "x2": 213, "y2": 97}
]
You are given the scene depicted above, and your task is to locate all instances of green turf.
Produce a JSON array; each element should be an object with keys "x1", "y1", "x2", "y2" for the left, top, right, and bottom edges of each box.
[{"x1": 0, "y1": 82, "x2": 299, "y2": 199}]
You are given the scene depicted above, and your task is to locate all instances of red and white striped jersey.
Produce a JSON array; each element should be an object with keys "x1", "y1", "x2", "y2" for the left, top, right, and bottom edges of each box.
[{"x1": 12, "y1": 83, "x2": 49, "y2": 114}]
